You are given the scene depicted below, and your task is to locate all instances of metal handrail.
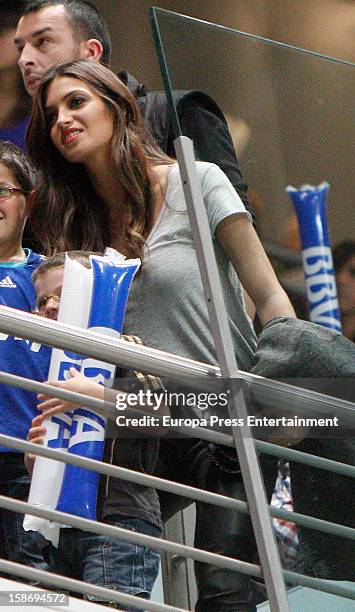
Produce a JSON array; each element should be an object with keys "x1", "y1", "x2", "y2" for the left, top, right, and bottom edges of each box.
[
  {"x1": 0, "y1": 306, "x2": 354, "y2": 605},
  {"x1": 0, "y1": 495, "x2": 264, "y2": 578},
  {"x1": 0, "y1": 558, "x2": 184, "y2": 612},
  {"x1": 0, "y1": 494, "x2": 354, "y2": 602},
  {"x1": 1, "y1": 434, "x2": 354, "y2": 542},
  {"x1": 0, "y1": 306, "x2": 354, "y2": 420},
  {"x1": 0, "y1": 370, "x2": 354, "y2": 480}
]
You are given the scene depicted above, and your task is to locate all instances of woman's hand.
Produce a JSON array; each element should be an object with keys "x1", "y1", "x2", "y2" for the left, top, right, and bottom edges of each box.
[
  {"x1": 37, "y1": 367, "x2": 104, "y2": 421},
  {"x1": 24, "y1": 414, "x2": 46, "y2": 476}
]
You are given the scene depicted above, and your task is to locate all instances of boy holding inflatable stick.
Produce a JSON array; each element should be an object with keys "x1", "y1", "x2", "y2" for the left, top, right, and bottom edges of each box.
[
  {"x1": 27, "y1": 251, "x2": 168, "y2": 610},
  {"x1": 0, "y1": 141, "x2": 50, "y2": 575}
]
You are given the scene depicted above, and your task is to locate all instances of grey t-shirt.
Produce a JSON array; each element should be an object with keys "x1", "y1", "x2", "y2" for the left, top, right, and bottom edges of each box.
[{"x1": 124, "y1": 162, "x2": 257, "y2": 370}]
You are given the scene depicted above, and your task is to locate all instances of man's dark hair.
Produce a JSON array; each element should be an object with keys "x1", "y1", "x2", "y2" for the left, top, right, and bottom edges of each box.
[
  {"x1": 23, "y1": 0, "x2": 112, "y2": 66},
  {"x1": 0, "y1": 1, "x2": 28, "y2": 30},
  {"x1": 333, "y1": 241, "x2": 355, "y2": 273}
]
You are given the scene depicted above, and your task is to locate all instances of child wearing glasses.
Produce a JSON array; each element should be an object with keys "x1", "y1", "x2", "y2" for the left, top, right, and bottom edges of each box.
[
  {"x1": 0, "y1": 141, "x2": 50, "y2": 573},
  {"x1": 26, "y1": 251, "x2": 164, "y2": 610}
]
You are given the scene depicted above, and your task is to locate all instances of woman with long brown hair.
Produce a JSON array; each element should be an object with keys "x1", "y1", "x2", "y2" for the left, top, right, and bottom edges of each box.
[
  {"x1": 27, "y1": 60, "x2": 172, "y2": 257},
  {"x1": 27, "y1": 60, "x2": 296, "y2": 612}
]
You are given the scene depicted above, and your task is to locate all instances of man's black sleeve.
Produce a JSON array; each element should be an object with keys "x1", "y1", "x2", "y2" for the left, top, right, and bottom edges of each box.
[{"x1": 168, "y1": 92, "x2": 254, "y2": 222}]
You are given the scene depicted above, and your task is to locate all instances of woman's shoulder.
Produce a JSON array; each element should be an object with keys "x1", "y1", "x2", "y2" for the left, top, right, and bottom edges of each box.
[
  {"x1": 168, "y1": 160, "x2": 222, "y2": 184},
  {"x1": 166, "y1": 162, "x2": 233, "y2": 206}
]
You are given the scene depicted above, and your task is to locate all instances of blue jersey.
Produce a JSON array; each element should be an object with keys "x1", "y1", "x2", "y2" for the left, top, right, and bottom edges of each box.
[{"x1": 0, "y1": 250, "x2": 51, "y2": 452}]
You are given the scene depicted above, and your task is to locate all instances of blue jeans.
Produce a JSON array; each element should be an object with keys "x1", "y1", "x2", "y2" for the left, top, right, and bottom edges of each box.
[
  {"x1": 0, "y1": 453, "x2": 48, "y2": 578},
  {"x1": 49, "y1": 516, "x2": 161, "y2": 611}
]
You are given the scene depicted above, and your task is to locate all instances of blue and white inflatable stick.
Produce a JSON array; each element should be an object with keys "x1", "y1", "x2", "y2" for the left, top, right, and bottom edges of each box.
[
  {"x1": 23, "y1": 256, "x2": 93, "y2": 545},
  {"x1": 56, "y1": 255, "x2": 140, "y2": 520},
  {"x1": 286, "y1": 182, "x2": 342, "y2": 332}
]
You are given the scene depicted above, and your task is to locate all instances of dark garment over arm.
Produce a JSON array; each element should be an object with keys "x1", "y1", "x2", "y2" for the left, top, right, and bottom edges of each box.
[
  {"x1": 252, "y1": 317, "x2": 355, "y2": 581},
  {"x1": 127, "y1": 73, "x2": 255, "y2": 223},
  {"x1": 173, "y1": 92, "x2": 250, "y2": 211}
]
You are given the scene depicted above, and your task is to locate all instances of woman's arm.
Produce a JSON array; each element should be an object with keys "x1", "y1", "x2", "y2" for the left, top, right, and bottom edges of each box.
[{"x1": 216, "y1": 214, "x2": 296, "y2": 326}]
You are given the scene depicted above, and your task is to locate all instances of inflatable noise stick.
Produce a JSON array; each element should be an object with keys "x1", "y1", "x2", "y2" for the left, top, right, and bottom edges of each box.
[
  {"x1": 23, "y1": 256, "x2": 93, "y2": 545},
  {"x1": 55, "y1": 253, "x2": 140, "y2": 521},
  {"x1": 286, "y1": 182, "x2": 342, "y2": 332}
]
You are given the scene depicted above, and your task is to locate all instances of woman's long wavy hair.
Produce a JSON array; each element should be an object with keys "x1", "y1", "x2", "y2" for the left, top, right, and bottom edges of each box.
[{"x1": 27, "y1": 60, "x2": 173, "y2": 256}]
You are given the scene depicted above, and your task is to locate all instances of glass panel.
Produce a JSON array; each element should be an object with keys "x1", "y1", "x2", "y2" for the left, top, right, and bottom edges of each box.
[{"x1": 150, "y1": 7, "x2": 354, "y2": 248}]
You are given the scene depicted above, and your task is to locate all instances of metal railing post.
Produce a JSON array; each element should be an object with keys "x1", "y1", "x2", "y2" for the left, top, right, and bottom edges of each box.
[{"x1": 173, "y1": 136, "x2": 289, "y2": 611}]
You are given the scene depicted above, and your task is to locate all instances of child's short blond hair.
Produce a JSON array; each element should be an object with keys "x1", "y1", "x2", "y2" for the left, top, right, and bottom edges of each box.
[{"x1": 32, "y1": 250, "x2": 103, "y2": 282}]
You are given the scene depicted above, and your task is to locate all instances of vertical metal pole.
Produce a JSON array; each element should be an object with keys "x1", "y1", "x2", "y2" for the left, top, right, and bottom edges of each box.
[
  {"x1": 161, "y1": 513, "x2": 193, "y2": 609},
  {"x1": 174, "y1": 136, "x2": 290, "y2": 612}
]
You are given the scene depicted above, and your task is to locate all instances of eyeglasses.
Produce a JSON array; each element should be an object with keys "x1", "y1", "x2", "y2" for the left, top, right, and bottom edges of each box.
[
  {"x1": 36, "y1": 294, "x2": 61, "y2": 315},
  {"x1": 0, "y1": 185, "x2": 27, "y2": 201}
]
